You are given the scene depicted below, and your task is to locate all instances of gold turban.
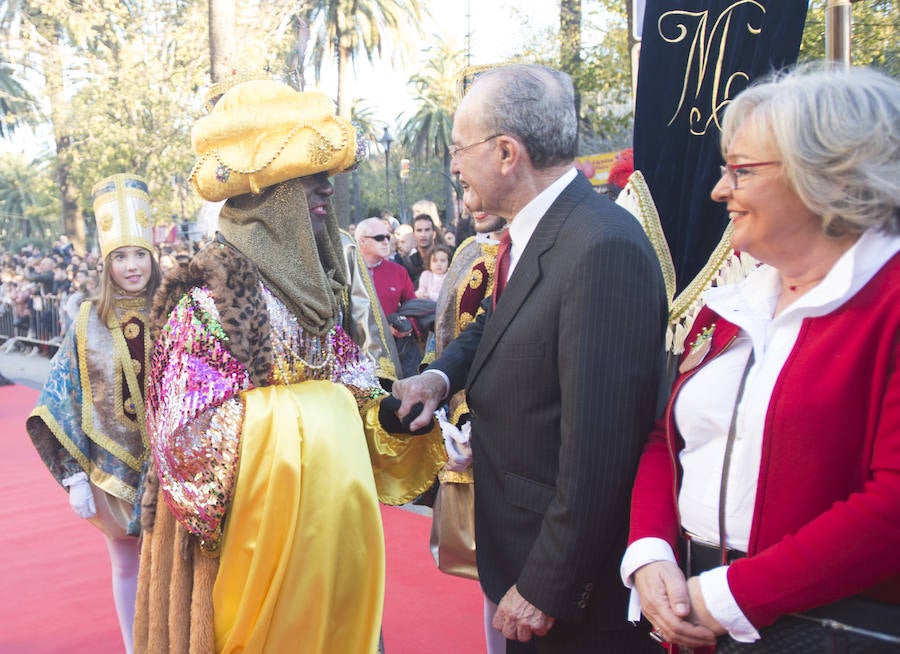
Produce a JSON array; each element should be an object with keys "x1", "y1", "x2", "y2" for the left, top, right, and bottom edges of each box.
[
  {"x1": 189, "y1": 81, "x2": 358, "y2": 202},
  {"x1": 91, "y1": 174, "x2": 154, "y2": 260}
]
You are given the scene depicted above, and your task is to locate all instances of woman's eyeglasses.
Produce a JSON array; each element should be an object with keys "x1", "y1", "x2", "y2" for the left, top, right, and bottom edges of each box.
[{"x1": 719, "y1": 161, "x2": 781, "y2": 190}]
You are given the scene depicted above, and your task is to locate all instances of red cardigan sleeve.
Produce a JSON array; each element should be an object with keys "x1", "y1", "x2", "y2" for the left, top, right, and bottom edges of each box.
[{"x1": 727, "y1": 305, "x2": 900, "y2": 628}]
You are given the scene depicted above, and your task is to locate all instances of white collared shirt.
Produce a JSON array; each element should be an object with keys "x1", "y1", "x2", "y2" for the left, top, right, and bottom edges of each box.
[
  {"x1": 503, "y1": 167, "x2": 577, "y2": 281},
  {"x1": 622, "y1": 228, "x2": 900, "y2": 642},
  {"x1": 424, "y1": 167, "x2": 577, "y2": 395}
]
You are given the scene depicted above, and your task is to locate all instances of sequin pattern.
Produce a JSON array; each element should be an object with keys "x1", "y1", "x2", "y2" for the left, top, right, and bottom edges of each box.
[
  {"x1": 149, "y1": 284, "x2": 386, "y2": 552},
  {"x1": 263, "y1": 286, "x2": 384, "y2": 409},
  {"x1": 147, "y1": 287, "x2": 251, "y2": 551}
]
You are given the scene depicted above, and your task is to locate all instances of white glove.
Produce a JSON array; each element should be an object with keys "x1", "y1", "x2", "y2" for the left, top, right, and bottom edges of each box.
[
  {"x1": 62, "y1": 472, "x2": 96, "y2": 519},
  {"x1": 435, "y1": 408, "x2": 473, "y2": 472}
]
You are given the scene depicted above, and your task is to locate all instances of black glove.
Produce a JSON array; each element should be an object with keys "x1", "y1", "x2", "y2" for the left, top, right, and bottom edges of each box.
[
  {"x1": 386, "y1": 313, "x2": 413, "y2": 333},
  {"x1": 378, "y1": 395, "x2": 433, "y2": 436}
]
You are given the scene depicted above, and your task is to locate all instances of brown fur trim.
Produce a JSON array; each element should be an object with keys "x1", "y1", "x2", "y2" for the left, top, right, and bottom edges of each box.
[
  {"x1": 150, "y1": 242, "x2": 273, "y2": 388},
  {"x1": 189, "y1": 552, "x2": 217, "y2": 653},
  {"x1": 135, "y1": 490, "x2": 219, "y2": 654},
  {"x1": 140, "y1": 457, "x2": 159, "y2": 533},
  {"x1": 150, "y1": 260, "x2": 191, "y2": 341}
]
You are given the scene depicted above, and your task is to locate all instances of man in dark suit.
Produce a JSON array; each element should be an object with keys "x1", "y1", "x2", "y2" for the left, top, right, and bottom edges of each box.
[{"x1": 393, "y1": 64, "x2": 667, "y2": 653}]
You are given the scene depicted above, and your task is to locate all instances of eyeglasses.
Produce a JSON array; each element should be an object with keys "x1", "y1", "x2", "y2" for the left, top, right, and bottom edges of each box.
[
  {"x1": 719, "y1": 161, "x2": 781, "y2": 190},
  {"x1": 450, "y1": 133, "x2": 504, "y2": 159},
  {"x1": 365, "y1": 234, "x2": 391, "y2": 242}
]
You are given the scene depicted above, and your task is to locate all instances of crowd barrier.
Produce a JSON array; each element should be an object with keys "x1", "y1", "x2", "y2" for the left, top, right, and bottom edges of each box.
[{"x1": 0, "y1": 293, "x2": 63, "y2": 354}]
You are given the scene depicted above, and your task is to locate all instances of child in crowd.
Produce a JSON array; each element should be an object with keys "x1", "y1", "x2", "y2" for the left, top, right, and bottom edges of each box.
[
  {"x1": 26, "y1": 174, "x2": 161, "y2": 654},
  {"x1": 416, "y1": 244, "x2": 452, "y2": 302}
]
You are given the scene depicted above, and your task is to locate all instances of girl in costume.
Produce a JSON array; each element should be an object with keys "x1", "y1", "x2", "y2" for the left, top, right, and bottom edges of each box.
[
  {"x1": 134, "y1": 80, "x2": 445, "y2": 654},
  {"x1": 26, "y1": 174, "x2": 161, "y2": 654}
]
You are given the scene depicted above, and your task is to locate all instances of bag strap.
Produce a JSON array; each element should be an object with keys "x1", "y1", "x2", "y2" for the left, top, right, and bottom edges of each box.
[{"x1": 718, "y1": 349, "x2": 755, "y2": 565}]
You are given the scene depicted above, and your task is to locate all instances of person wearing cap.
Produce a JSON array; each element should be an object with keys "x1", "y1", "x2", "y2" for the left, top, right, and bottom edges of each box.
[
  {"x1": 134, "y1": 80, "x2": 445, "y2": 654},
  {"x1": 26, "y1": 174, "x2": 162, "y2": 654}
]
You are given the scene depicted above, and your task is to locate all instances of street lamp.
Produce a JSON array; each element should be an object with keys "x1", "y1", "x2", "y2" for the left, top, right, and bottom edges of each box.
[{"x1": 379, "y1": 127, "x2": 394, "y2": 213}]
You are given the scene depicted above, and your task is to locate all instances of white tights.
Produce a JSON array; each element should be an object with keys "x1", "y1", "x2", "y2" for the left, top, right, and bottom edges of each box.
[{"x1": 104, "y1": 535, "x2": 139, "y2": 654}]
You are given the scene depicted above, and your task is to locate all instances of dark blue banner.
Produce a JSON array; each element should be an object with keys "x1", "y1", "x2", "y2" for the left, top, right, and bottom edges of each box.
[{"x1": 633, "y1": 1, "x2": 808, "y2": 292}]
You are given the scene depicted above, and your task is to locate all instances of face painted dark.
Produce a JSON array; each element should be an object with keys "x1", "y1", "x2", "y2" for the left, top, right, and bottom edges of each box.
[{"x1": 300, "y1": 172, "x2": 334, "y2": 239}]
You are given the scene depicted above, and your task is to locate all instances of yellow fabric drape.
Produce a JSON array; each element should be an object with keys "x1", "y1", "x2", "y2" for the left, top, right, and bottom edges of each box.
[
  {"x1": 363, "y1": 399, "x2": 448, "y2": 506},
  {"x1": 213, "y1": 382, "x2": 384, "y2": 654}
]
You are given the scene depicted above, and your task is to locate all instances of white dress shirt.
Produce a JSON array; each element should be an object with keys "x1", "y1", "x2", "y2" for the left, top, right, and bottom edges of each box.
[{"x1": 424, "y1": 167, "x2": 578, "y2": 394}]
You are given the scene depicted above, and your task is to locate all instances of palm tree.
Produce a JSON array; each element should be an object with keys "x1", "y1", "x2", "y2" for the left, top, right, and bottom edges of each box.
[
  {"x1": 208, "y1": 0, "x2": 236, "y2": 83},
  {"x1": 349, "y1": 99, "x2": 381, "y2": 222},
  {"x1": 560, "y1": 0, "x2": 582, "y2": 75},
  {"x1": 0, "y1": 61, "x2": 34, "y2": 138},
  {"x1": 304, "y1": 0, "x2": 424, "y2": 225},
  {"x1": 0, "y1": 152, "x2": 61, "y2": 248},
  {"x1": 399, "y1": 37, "x2": 465, "y2": 225},
  {"x1": 0, "y1": 1, "x2": 89, "y2": 252}
]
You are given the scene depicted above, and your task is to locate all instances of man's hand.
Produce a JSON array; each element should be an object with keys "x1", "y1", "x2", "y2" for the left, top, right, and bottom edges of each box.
[
  {"x1": 392, "y1": 373, "x2": 446, "y2": 431},
  {"x1": 389, "y1": 325, "x2": 412, "y2": 339},
  {"x1": 492, "y1": 585, "x2": 555, "y2": 642},
  {"x1": 687, "y1": 576, "x2": 727, "y2": 636},
  {"x1": 633, "y1": 561, "x2": 717, "y2": 648}
]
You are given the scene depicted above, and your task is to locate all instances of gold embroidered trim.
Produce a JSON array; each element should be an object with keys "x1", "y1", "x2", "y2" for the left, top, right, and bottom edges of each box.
[
  {"x1": 28, "y1": 405, "x2": 91, "y2": 474},
  {"x1": 107, "y1": 309, "x2": 150, "y2": 450},
  {"x1": 454, "y1": 244, "x2": 497, "y2": 336},
  {"x1": 188, "y1": 123, "x2": 348, "y2": 183},
  {"x1": 450, "y1": 400, "x2": 470, "y2": 426},
  {"x1": 627, "y1": 171, "x2": 677, "y2": 306},
  {"x1": 438, "y1": 469, "x2": 474, "y2": 484},
  {"x1": 670, "y1": 222, "x2": 735, "y2": 325},
  {"x1": 89, "y1": 467, "x2": 138, "y2": 505},
  {"x1": 76, "y1": 302, "x2": 146, "y2": 471},
  {"x1": 666, "y1": 223, "x2": 758, "y2": 354}
]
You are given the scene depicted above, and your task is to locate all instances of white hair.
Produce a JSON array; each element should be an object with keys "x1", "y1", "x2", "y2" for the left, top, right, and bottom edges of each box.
[
  {"x1": 720, "y1": 64, "x2": 900, "y2": 236},
  {"x1": 355, "y1": 217, "x2": 387, "y2": 238}
]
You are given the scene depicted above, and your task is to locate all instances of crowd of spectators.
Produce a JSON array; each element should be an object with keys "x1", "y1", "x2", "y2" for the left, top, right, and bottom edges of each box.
[
  {"x1": 3, "y1": 204, "x2": 457, "y2": 362},
  {"x1": 349, "y1": 201, "x2": 472, "y2": 379},
  {"x1": 0, "y1": 235, "x2": 200, "y2": 353}
]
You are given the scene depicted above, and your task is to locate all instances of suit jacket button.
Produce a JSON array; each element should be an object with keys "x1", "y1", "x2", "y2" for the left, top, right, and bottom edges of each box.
[
  {"x1": 585, "y1": 583, "x2": 594, "y2": 592},
  {"x1": 577, "y1": 599, "x2": 587, "y2": 609}
]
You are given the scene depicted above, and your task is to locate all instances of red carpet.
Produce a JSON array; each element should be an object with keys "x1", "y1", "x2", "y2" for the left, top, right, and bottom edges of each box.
[{"x1": 0, "y1": 384, "x2": 484, "y2": 653}]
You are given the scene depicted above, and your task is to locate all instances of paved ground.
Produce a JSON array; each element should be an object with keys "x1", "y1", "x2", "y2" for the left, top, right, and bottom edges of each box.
[{"x1": 0, "y1": 348, "x2": 52, "y2": 390}]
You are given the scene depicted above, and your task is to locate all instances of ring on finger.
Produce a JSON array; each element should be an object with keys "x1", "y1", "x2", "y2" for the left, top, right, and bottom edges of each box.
[{"x1": 649, "y1": 627, "x2": 666, "y2": 644}]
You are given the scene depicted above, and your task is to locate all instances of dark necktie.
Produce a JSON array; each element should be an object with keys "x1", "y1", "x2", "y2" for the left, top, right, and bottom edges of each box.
[{"x1": 493, "y1": 231, "x2": 512, "y2": 309}]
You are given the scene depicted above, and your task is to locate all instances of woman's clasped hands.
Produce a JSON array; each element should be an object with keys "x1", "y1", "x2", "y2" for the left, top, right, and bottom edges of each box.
[{"x1": 633, "y1": 560, "x2": 722, "y2": 649}]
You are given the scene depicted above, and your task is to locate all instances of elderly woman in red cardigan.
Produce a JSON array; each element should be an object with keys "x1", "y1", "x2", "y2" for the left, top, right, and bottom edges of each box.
[{"x1": 621, "y1": 65, "x2": 900, "y2": 652}]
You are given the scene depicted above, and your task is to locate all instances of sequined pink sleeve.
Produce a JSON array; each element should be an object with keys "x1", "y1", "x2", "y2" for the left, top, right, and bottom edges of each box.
[{"x1": 147, "y1": 287, "x2": 252, "y2": 551}]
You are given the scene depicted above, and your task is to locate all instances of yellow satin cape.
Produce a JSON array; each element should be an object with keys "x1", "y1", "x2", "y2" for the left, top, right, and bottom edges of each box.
[{"x1": 213, "y1": 381, "x2": 384, "y2": 654}]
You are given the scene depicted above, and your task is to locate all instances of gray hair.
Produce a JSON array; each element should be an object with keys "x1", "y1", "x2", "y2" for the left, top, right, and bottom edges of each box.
[
  {"x1": 356, "y1": 217, "x2": 387, "y2": 238},
  {"x1": 720, "y1": 64, "x2": 900, "y2": 236},
  {"x1": 472, "y1": 64, "x2": 578, "y2": 168}
]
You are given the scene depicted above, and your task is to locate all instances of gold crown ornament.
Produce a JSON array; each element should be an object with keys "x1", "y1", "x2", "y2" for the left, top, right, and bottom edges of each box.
[
  {"x1": 189, "y1": 81, "x2": 361, "y2": 202},
  {"x1": 204, "y1": 68, "x2": 273, "y2": 112},
  {"x1": 91, "y1": 174, "x2": 154, "y2": 260}
]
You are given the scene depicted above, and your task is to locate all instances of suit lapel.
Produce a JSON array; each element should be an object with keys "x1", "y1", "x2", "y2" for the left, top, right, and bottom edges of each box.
[{"x1": 466, "y1": 174, "x2": 592, "y2": 389}]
